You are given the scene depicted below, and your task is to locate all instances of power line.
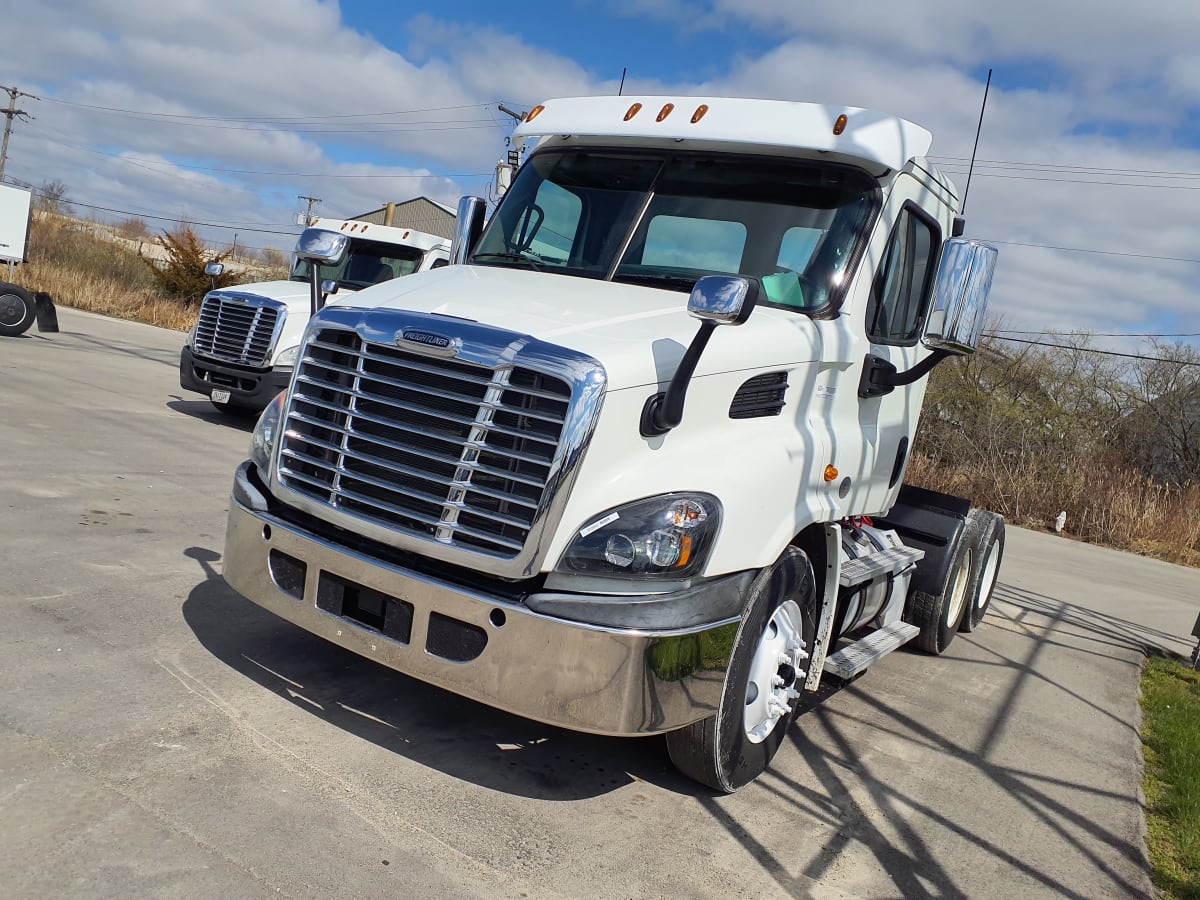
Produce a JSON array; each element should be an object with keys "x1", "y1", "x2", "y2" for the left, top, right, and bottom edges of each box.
[
  {"x1": 993, "y1": 330, "x2": 1200, "y2": 338},
  {"x1": 980, "y1": 239, "x2": 1200, "y2": 265},
  {"x1": 932, "y1": 155, "x2": 1200, "y2": 178},
  {"x1": 987, "y1": 334, "x2": 1200, "y2": 365},
  {"x1": 40, "y1": 96, "x2": 503, "y2": 122}
]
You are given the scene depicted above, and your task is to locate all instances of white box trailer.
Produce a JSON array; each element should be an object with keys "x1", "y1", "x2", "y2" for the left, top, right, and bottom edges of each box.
[
  {"x1": 0, "y1": 182, "x2": 32, "y2": 266},
  {"x1": 0, "y1": 182, "x2": 56, "y2": 337}
]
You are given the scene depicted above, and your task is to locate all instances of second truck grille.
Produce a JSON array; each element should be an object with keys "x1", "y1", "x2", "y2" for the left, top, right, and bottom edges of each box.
[
  {"x1": 277, "y1": 327, "x2": 572, "y2": 558},
  {"x1": 194, "y1": 295, "x2": 281, "y2": 366}
]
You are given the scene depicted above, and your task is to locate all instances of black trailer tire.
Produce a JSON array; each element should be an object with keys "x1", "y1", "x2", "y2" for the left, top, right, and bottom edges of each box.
[
  {"x1": 666, "y1": 547, "x2": 816, "y2": 793},
  {"x1": 909, "y1": 527, "x2": 977, "y2": 655},
  {"x1": 958, "y1": 510, "x2": 1005, "y2": 633},
  {"x1": 0, "y1": 284, "x2": 35, "y2": 336}
]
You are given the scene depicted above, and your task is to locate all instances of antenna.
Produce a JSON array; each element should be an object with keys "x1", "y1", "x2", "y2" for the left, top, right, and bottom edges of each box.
[
  {"x1": 618, "y1": 67, "x2": 627, "y2": 96},
  {"x1": 961, "y1": 68, "x2": 992, "y2": 216}
]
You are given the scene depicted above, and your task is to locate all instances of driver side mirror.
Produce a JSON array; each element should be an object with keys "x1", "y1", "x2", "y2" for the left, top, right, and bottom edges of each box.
[{"x1": 921, "y1": 238, "x2": 998, "y2": 355}]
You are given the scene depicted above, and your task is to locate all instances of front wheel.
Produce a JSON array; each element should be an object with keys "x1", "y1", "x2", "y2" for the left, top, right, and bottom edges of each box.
[
  {"x1": 666, "y1": 547, "x2": 816, "y2": 792},
  {"x1": 0, "y1": 284, "x2": 35, "y2": 336}
]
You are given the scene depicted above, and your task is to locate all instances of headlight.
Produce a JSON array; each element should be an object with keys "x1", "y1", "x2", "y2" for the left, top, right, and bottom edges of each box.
[
  {"x1": 250, "y1": 391, "x2": 286, "y2": 481},
  {"x1": 555, "y1": 494, "x2": 721, "y2": 581},
  {"x1": 274, "y1": 344, "x2": 300, "y2": 367},
  {"x1": 184, "y1": 320, "x2": 198, "y2": 349}
]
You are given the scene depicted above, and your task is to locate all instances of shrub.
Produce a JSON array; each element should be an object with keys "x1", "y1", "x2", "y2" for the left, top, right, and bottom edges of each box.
[{"x1": 142, "y1": 227, "x2": 237, "y2": 304}]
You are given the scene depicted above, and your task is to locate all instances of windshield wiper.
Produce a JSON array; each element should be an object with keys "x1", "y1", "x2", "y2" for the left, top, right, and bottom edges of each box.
[
  {"x1": 470, "y1": 251, "x2": 543, "y2": 272},
  {"x1": 611, "y1": 271, "x2": 698, "y2": 292}
]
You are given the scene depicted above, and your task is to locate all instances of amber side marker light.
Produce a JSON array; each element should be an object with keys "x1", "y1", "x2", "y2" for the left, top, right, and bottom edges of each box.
[
  {"x1": 691, "y1": 104, "x2": 709, "y2": 124},
  {"x1": 526, "y1": 105, "x2": 545, "y2": 122},
  {"x1": 656, "y1": 103, "x2": 675, "y2": 122},
  {"x1": 624, "y1": 102, "x2": 643, "y2": 121},
  {"x1": 833, "y1": 114, "x2": 848, "y2": 136},
  {"x1": 823, "y1": 465, "x2": 839, "y2": 482}
]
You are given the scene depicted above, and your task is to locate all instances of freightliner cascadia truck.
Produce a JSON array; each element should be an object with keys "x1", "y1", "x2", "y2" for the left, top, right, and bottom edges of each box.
[
  {"x1": 180, "y1": 217, "x2": 449, "y2": 414},
  {"x1": 221, "y1": 96, "x2": 1004, "y2": 791}
]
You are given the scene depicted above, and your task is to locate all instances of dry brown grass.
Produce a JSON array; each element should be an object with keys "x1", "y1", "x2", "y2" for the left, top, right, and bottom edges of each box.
[
  {"x1": 11, "y1": 263, "x2": 196, "y2": 331},
  {"x1": 907, "y1": 453, "x2": 1200, "y2": 568}
]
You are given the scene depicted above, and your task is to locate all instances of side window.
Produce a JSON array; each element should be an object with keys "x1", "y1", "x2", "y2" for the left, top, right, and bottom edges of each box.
[{"x1": 867, "y1": 208, "x2": 939, "y2": 344}]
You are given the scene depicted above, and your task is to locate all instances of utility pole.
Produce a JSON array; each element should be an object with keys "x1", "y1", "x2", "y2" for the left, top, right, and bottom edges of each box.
[
  {"x1": 0, "y1": 84, "x2": 36, "y2": 183},
  {"x1": 297, "y1": 194, "x2": 322, "y2": 225}
]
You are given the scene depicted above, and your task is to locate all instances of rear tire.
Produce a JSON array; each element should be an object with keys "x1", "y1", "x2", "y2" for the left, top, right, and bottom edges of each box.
[
  {"x1": 958, "y1": 510, "x2": 1005, "y2": 632},
  {"x1": 0, "y1": 284, "x2": 35, "y2": 336},
  {"x1": 910, "y1": 526, "x2": 977, "y2": 654},
  {"x1": 666, "y1": 547, "x2": 816, "y2": 793}
]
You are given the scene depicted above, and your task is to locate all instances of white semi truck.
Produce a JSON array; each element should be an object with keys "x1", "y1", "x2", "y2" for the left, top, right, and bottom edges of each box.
[
  {"x1": 220, "y1": 96, "x2": 1005, "y2": 791},
  {"x1": 180, "y1": 217, "x2": 450, "y2": 413}
]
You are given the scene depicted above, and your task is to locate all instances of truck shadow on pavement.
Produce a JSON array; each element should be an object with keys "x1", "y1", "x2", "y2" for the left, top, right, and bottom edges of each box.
[
  {"x1": 711, "y1": 581, "x2": 1158, "y2": 899},
  {"x1": 166, "y1": 398, "x2": 256, "y2": 430},
  {"x1": 180, "y1": 546, "x2": 693, "y2": 801}
]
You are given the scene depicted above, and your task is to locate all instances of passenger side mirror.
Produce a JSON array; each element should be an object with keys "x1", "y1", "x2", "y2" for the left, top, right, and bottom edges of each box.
[
  {"x1": 921, "y1": 238, "x2": 998, "y2": 355},
  {"x1": 294, "y1": 228, "x2": 350, "y2": 266},
  {"x1": 687, "y1": 275, "x2": 758, "y2": 326},
  {"x1": 294, "y1": 228, "x2": 350, "y2": 316}
]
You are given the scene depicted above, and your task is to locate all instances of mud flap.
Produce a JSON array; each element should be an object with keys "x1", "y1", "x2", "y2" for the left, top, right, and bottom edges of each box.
[{"x1": 34, "y1": 292, "x2": 59, "y2": 332}]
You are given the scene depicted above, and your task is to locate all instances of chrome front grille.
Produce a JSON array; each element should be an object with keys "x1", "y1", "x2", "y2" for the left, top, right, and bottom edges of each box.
[
  {"x1": 194, "y1": 294, "x2": 282, "y2": 366},
  {"x1": 277, "y1": 327, "x2": 572, "y2": 559}
]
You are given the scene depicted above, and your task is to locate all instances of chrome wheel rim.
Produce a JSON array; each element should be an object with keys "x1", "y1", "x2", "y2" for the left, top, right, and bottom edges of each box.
[{"x1": 743, "y1": 600, "x2": 808, "y2": 744}]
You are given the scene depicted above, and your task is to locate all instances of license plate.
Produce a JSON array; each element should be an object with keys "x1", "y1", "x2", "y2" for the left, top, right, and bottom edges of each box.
[{"x1": 211, "y1": 389, "x2": 231, "y2": 404}]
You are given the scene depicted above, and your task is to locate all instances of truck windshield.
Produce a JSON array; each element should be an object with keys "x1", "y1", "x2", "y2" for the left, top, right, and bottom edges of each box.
[
  {"x1": 471, "y1": 148, "x2": 880, "y2": 310},
  {"x1": 291, "y1": 239, "x2": 425, "y2": 290}
]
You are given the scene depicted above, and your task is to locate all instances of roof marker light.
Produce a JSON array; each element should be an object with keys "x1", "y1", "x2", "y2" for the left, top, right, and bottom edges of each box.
[
  {"x1": 624, "y1": 102, "x2": 643, "y2": 121},
  {"x1": 691, "y1": 104, "x2": 709, "y2": 124},
  {"x1": 823, "y1": 464, "x2": 839, "y2": 482},
  {"x1": 656, "y1": 103, "x2": 675, "y2": 122},
  {"x1": 833, "y1": 114, "x2": 848, "y2": 135},
  {"x1": 340, "y1": 223, "x2": 349, "y2": 230},
  {"x1": 526, "y1": 105, "x2": 545, "y2": 122},
  {"x1": 403, "y1": 231, "x2": 410, "y2": 239}
]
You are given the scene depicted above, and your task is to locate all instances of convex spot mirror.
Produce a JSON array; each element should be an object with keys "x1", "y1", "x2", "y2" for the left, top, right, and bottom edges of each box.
[
  {"x1": 921, "y1": 238, "x2": 998, "y2": 355},
  {"x1": 687, "y1": 275, "x2": 758, "y2": 326},
  {"x1": 204, "y1": 262, "x2": 224, "y2": 277},
  {"x1": 295, "y1": 228, "x2": 350, "y2": 266}
]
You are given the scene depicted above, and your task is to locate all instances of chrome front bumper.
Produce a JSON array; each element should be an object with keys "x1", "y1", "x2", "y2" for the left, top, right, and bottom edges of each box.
[{"x1": 222, "y1": 464, "x2": 736, "y2": 736}]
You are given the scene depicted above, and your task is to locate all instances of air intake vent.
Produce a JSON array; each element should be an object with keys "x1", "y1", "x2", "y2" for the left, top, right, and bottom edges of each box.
[{"x1": 729, "y1": 372, "x2": 788, "y2": 419}]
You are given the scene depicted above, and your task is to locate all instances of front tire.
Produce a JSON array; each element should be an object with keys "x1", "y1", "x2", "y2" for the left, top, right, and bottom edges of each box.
[
  {"x1": 666, "y1": 547, "x2": 816, "y2": 792},
  {"x1": 0, "y1": 284, "x2": 35, "y2": 336}
]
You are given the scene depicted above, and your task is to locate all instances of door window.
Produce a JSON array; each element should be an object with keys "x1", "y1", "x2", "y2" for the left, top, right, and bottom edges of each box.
[{"x1": 867, "y1": 208, "x2": 939, "y2": 344}]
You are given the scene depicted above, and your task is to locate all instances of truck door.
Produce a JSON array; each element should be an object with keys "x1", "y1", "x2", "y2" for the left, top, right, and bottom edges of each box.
[{"x1": 855, "y1": 176, "x2": 945, "y2": 513}]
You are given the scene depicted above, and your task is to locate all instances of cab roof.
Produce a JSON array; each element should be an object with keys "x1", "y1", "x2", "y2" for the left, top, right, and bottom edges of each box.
[{"x1": 512, "y1": 96, "x2": 933, "y2": 173}]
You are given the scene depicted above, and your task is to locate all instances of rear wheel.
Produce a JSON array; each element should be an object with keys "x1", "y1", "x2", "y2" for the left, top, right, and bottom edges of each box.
[
  {"x1": 959, "y1": 510, "x2": 1005, "y2": 632},
  {"x1": 910, "y1": 527, "x2": 977, "y2": 655},
  {"x1": 0, "y1": 284, "x2": 35, "y2": 336},
  {"x1": 666, "y1": 547, "x2": 816, "y2": 792}
]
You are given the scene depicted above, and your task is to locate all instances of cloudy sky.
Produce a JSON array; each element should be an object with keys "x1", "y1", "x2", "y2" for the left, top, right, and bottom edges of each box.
[{"x1": 2, "y1": 0, "x2": 1198, "y2": 353}]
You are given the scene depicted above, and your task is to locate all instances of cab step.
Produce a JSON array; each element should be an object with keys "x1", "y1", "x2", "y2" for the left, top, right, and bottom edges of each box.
[
  {"x1": 822, "y1": 621, "x2": 920, "y2": 680},
  {"x1": 839, "y1": 546, "x2": 924, "y2": 587}
]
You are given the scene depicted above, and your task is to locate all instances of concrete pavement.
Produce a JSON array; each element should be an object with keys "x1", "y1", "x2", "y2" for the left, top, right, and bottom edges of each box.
[{"x1": 2, "y1": 307, "x2": 1198, "y2": 898}]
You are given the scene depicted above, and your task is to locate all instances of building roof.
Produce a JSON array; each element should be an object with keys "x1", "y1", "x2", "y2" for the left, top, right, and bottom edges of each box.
[{"x1": 353, "y1": 196, "x2": 457, "y2": 239}]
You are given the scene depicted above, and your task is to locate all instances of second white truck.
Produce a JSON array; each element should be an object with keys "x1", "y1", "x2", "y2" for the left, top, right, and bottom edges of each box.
[{"x1": 180, "y1": 217, "x2": 450, "y2": 413}]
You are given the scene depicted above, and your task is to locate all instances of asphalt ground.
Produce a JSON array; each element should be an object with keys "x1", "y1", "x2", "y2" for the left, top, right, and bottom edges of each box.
[{"x1": 3, "y1": 307, "x2": 1199, "y2": 899}]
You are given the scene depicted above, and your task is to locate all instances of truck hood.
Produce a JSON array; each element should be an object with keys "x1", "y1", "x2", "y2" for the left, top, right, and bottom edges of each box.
[
  {"x1": 332, "y1": 265, "x2": 823, "y2": 391},
  {"x1": 216, "y1": 280, "x2": 316, "y2": 313}
]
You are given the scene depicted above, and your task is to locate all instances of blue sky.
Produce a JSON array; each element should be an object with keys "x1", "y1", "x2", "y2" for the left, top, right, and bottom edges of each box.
[{"x1": 1, "y1": 0, "x2": 1198, "y2": 355}]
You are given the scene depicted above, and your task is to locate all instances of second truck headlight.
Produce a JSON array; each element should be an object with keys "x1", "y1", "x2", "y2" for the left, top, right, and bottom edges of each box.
[
  {"x1": 556, "y1": 494, "x2": 721, "y2": 580},
  {"x1": 250, "y1": 391, "x2": 286, "y2": 481}
]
